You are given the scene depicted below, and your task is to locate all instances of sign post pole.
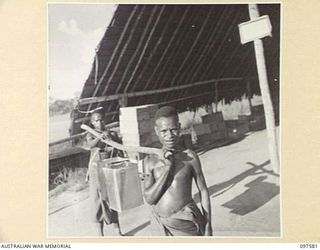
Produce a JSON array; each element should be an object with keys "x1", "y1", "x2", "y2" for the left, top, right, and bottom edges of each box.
[{"x1": 248, "y1": 4, "x2": 279, "y2": 173}]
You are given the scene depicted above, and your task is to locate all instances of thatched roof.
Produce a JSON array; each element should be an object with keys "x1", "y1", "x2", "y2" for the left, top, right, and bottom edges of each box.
[{"x1": 72, "y1": 4, "x2": 280, "y2": 133}]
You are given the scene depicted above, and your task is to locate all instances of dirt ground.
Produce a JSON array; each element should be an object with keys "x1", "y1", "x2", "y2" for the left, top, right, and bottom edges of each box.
[{"x1": 48, "y1": 128, "x2": 280, "y2": 238}]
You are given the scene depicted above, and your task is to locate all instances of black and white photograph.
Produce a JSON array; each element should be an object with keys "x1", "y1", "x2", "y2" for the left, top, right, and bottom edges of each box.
[{"x1": 48, "y1": 3, "x2": 281, "y2": 237}]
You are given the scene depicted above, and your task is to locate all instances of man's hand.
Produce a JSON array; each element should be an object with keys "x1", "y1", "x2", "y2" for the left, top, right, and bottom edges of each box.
[
  {"x1": 162, "y1": 151, "x2": 174, "y2": 172},
  {"x1": 163, "y1": 150, "x2": 174, "y2": 166},
  {"x1": 163, "y1": 150, "x2": 173, "y2": 160},
  {"x1": 101, "y1": 131, "x2": 110, "y2": 140}
]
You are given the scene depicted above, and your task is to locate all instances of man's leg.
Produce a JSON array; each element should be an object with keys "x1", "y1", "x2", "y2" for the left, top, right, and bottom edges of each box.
[
  {"x1": 113, "y1": 221, "x2": 123, "y2": 236},
  {"x1": 112, "y1": 211, "x2": 123, "y2": 236}
]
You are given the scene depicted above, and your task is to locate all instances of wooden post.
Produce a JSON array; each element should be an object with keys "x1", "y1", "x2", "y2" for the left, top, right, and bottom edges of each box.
[
  {"x1": 206, "y1": 105, "x2": 213, "y2": 115},
  {"x1": 248, "y1": 4, "x2": 279, "y2": 173},
  {"x1": 246, "y1": 79, "x2": 253, "y2": 113},
  {"x1": 214, "y1": 81, "x2": 219, "y2": 112},
  {"x1": 94, "y1": 50, "x2": 99, "y2": 86},
  {"x1": 118, "y1": 94, "x2": 128, "y2": 108}
]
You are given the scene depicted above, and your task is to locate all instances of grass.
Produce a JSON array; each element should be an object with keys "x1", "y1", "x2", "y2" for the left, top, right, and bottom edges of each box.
[{"x1": 49, "y1": 167, "x2": 88, "y2": 199}]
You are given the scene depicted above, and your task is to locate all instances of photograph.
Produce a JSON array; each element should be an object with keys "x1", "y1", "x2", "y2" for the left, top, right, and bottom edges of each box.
[{"x1": 48, "y1": 3, "x2": 281, "y2": 237}]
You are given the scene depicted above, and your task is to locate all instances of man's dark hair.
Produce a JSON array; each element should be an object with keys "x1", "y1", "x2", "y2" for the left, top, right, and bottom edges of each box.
[{"x1": 155, "y1": 106, "x2": 178, "y2": 121}]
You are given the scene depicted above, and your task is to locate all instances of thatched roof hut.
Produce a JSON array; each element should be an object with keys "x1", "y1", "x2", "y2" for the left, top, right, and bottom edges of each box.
[{"x1": 72, "y1": 4, "x2": 280, "y2": 134}]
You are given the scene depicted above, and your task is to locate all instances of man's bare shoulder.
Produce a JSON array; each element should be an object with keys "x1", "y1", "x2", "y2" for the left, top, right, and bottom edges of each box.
[
  {"x1": 182, "y1": 148, "x2": 199, "y2": 160},
  {"x1": 182, "y1": 148, "x2": 202, "y2": 172},
  {"x1": 86, "y1": 131, "x2": 94, "y2": 141}
]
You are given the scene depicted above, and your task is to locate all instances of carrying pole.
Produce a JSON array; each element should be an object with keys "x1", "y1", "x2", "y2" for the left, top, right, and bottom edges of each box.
[
  {"x1": 248, "y1": 4, "x2": 279, "y2": 173},
  {"x1": 80, "y1": 124, "x2": 163, "y2": 157}
]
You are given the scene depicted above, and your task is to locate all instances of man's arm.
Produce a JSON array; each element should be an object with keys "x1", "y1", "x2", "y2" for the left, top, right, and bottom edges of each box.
[
  {"x1": 86, "y1": 131, "x2": 109, "y2": 148},
  {"x1": 85, "y1": 132, "x2": 107, "y2": 181},
  {"x1": 86, "y1": 133, "x2": 100, "y2": 148},
  {"x1": 109, "y1": 131, "x2": 126, "y2": 158},
  {"x1": 143, "y1": 155, "x2": 172, "y2": 205},
  {"x1": 190, "y1": 150, "x2": 213, "y2": 236}
]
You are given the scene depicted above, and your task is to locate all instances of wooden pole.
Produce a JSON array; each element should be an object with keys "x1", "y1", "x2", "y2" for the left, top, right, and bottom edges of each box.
[
  {"x1": 76, "y1": 84, "x2": 242, "y2": 124},
  {"x1": 248, "y1": 4, "x2": 279, "y2": 173},
  {"x1": 80, "y1": 124, "x2": 163, "y2": 156},
  {"x1": 214, "y1": 81, "x2": 219, "y2": 112},
  {"x1": 78, "y1": 77, "x2": 245, "y2": 105},
  {"x1": 118, "y1": 94, "x2": 128, "y2": 108},
  {"x1": 94, "y1": 51, "x2": 99, "y2": 86},
  {"x1": 206, "y1": 105, "x2": 213, "y2": 115},
  {"x1": 246, "y1": 79, "x2": 253, "y2": 113}
]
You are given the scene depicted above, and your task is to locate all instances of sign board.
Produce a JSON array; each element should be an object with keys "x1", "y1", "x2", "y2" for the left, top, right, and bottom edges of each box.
[{"x1": 238, "y1": 15, "x2": 272, "y2": 44}]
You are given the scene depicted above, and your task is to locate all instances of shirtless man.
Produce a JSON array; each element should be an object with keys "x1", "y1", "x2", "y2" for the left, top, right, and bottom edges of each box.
[
  {"x1": 143, "y1": 106, "x2": 213, "y2": 236},
  {"x1": 86, "y1": 111, "x2": 122, "y2": 236}
]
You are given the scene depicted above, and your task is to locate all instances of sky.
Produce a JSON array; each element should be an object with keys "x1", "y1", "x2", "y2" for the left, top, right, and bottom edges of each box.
[{"x1": 48, "y1": 4, "x2": 117, "y2": 100}]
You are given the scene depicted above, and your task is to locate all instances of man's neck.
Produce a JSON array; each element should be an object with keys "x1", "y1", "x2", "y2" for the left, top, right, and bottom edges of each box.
[{"x1": 162, "y1": 146, "x2": 181, "y2": 153}]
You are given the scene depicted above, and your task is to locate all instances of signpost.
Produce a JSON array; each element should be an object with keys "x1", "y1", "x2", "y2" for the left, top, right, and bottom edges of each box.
[
  {"x1": 239, "y1": 4, "x2": 279, "y2": 173},
  {"x1": 239, "y1": 15, "x2": 272, "y2": 45}
]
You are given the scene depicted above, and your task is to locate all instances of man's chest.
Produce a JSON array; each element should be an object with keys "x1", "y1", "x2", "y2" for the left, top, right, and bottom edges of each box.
[{"x1": 153, "y1": 157, "x2": 193, "y2": 183}]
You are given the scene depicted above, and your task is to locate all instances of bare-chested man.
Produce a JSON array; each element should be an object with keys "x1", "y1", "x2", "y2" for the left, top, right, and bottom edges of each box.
[
  {"x1": 86, "y1": 111, "x2": 123, "y2": 236},
  {"x1": 143, "y1": 106, "x2": 213, "y2": 236}
]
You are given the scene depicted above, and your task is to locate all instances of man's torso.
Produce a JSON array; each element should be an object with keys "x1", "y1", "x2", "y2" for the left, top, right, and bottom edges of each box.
[
  {"x1": 151, "y1": 149, "x2": 195, "y2": 217},
  {"x1": 87, "y1": 130, "x2": 122, "y2": 162}
]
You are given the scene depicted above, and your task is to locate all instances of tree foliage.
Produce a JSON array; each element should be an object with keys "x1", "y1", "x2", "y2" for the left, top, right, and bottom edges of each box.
[{"x1": 49, "y1": 99, "x2": 76, "y2": 117}]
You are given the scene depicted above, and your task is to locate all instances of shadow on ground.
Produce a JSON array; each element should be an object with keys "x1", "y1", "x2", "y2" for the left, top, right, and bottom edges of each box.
[
  {"x1": 123, "y1": 221, "x2": 151, "y2": 236},
  {"x1": 195, "y1": 136, "x2": 247, "y2": 156},
  {"x1": 193, "y1": 160, "x2": 279, "y2": 204},
  {"x1": 222, "y1": 175, "x2": 280, "y2": 215}
]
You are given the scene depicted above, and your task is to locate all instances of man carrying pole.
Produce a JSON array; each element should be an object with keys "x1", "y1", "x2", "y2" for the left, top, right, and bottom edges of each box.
[{"x1": 143, "y1": 106, "x2": 213, "y2": 236}]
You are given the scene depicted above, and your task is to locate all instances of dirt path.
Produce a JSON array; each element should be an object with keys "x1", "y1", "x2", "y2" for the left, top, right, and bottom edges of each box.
[{"x1": 48, "y1": 128, "x2": 280, "y2": 237}]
